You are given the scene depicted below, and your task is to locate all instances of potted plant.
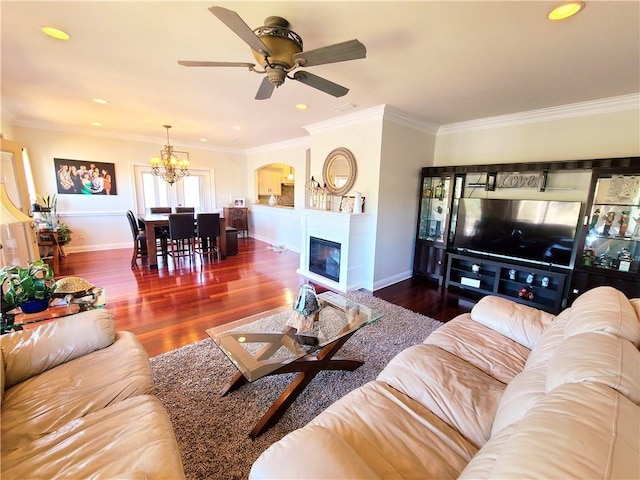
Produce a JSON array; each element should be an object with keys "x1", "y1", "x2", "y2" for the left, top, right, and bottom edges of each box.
[
  {"x1": 0, "y1": 260, "x2": 57, "y2": 315},
  {"x1": 32, "y1": 193, "x2": 57, "y2": 228},
  {"x1": 55, "y1": 223, "x2": 73, "y2": 246}
]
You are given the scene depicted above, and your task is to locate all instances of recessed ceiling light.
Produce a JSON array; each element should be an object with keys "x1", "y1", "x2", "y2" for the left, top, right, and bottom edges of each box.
[
  {"x1": 200, "y1": 138, "x2": 208, "y2": 142},
  {"x1": 93, "y1": 98, "x2": 108, "y2": 105},
  {"x1": 42, "y1": 26, "x2": 70, "y2": 40},
  {"x1": 296, "y1": 104, "x2": 308, "y2": 110},
  {"x1": 232, "y1": 125, "x2": 242, "y2": 130},
  {"x1": 548, "y1": 2, "x2": 584, "y2": 20},
  {"x1": 91, "y1": 122, "x2": 103, "y2": 127}
]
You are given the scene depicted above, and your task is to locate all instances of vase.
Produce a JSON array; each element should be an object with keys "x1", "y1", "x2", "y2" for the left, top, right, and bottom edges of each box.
[
  {"x1": 353, "y1": 192, "x2": 362, "y2": 214},
  {"x1": 21, "y1": 297, "x2": 50, "y2": 314}
]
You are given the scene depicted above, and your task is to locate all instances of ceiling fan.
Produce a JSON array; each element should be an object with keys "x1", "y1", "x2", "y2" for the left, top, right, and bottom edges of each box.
[{"x1": 178, "y1": 6, "x2": 367, "y2": 100}]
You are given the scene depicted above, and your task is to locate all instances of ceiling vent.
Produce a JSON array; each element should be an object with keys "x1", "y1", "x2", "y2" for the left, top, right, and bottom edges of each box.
[{"x1": 331, "y1": 103, "x2": 358, "y2": 113}]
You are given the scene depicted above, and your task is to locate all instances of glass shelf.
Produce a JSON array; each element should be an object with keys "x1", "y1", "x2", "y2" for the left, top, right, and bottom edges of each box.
[
  {"x1": 580, "y1": 174, "x2": 640, "y2": 274},
  {"x1": 418, "y1": 176, "x2": 450, "y2": 244}
]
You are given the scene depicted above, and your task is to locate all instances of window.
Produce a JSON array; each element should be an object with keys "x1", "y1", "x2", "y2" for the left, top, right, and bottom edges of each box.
[{"x1": 134, "y1": 166, "x2": 214, "y2": 213}]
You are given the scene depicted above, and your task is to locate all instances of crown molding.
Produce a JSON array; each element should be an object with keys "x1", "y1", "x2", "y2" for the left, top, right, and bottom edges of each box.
[
  {"x1": 438, "y1": 93, "x2": 640, "y2": 135},
  {"x1": 304, "y1": 105, "x2": 387, "y2": 135},
  {"x1": 245, "y1": 136, "x2": 311, "y2": 155},
  {"x1": 304, "y1": 104, "x2": 439, "y2": 137},
  {"x1": 383, "y1": 105, "x2": 440, "y2": 135},
  {"x1": 8, "y1": 119, "x2": 247, "y2": 155}
]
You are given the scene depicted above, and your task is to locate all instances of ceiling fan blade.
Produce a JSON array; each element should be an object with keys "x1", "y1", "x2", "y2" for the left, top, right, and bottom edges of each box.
[
  {"x1": 178, "y1": 61, "x2": 256, "y2": 68},
  {"x1": 208, "y1": 6, "x2": 272, "y2": 57},
  {"x1": 255, "y1": 77, "x2": 275, "y2": 100},
  {"x1": 292, "y1": 39, "x2": 366, "y2": 67},
  {"x1": 292, "y1": 71, "x2": 349, "y2": 97}
]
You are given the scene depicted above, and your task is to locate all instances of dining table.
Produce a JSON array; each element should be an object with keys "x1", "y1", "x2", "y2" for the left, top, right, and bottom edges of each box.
[{"x1": 137, "y1": 214, "x2": 227, "y2": 268}]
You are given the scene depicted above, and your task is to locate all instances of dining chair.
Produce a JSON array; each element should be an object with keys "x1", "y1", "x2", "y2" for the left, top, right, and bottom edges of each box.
[
  {"x1": 195, "y1": 213, "x2": 221, "y2": 261},
  {"x1": 175, "y1": 207, "x2": 195, "y2": 213},
  {"x1": 167, "y1": 213, "x2": 196, "y2": 261},
  {"x1": 150, "y1": 207, "x2": 172, "y2": 214},
  {"x1": 148, "y1": 208, "x2": 170, "y2": 252},
  {"x1": 126, "y1": 210, "x2": 148, "y2": 267}
]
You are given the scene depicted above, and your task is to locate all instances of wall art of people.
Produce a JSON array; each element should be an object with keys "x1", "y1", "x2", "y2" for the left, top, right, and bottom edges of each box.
[{"x1": 54, "y1": 158, "x2": 117, "y2": 195}]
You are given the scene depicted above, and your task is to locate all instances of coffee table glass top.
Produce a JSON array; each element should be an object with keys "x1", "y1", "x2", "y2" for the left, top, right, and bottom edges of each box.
[{"x1": 206, "y1": 292, "x2": 384, "y2": 382}]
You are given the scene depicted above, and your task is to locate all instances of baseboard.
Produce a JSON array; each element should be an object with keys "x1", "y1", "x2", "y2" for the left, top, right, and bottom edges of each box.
[
  {"x1": 372, "y1": 270, "x2": 413, "y2": 292},
  {"x1": 64, "y1": 243, "x2": 129, "y2": 254}
]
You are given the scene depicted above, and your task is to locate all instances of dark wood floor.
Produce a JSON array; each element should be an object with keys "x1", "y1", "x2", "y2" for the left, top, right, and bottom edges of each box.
[{"x1": 57, "y1": 238, "x2": 475, "y2": 357}]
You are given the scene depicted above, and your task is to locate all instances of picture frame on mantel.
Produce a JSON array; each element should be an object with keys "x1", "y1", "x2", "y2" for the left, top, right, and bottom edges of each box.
[
  {"x1": 233, "y1": 197, "x2": 245, "y2": 207},
  {"x1": 340, "y1": 195, "x2": 365, "y2": 213}
]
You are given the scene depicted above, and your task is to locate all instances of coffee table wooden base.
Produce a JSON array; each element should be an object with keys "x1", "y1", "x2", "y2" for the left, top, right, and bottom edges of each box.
[{"x1": 220, "y1": 330, "x2": 361, "y2": 439}]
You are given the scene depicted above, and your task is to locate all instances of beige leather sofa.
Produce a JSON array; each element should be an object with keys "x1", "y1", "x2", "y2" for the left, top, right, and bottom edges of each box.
[
  {"x1": 1, "y1": 309, "x2": 185, "y2": 479},
  {"x1": 251, "y1": 286, "x2": 640, "y2": 479}
]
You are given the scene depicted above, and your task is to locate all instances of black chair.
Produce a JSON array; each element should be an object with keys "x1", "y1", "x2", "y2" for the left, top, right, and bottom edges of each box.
[
  {"x1": 148, "y1": 207, "x2": 170, "y2": 252},
  {"x1": 175, "y1": 207, "x2": 195, "y2": 213},
  {"x1": 195, "y1": 213, "x2": 221, "y2": 261},
  {"x1": 150, "y1": 207, "x2": 172, "y2": 214},
  {"x1": 127, "y1": 210, "x2": 148, "y2": 267},
  {"x1": 167, "y1": 213, "x2": 196, "y2": 261}
]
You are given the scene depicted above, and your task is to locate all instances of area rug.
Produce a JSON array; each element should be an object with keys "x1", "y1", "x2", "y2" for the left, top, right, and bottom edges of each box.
[{"x1": 149, "y1": 291, "x2": 444, "y2": 480}]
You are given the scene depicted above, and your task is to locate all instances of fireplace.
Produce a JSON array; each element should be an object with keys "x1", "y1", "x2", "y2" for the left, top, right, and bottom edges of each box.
[
  {"x1": 298, "y1": 209, "x2": 368, "y2": 292},
  {"x1": 309, "y1": 237, "x2": 341, "y2": 282}
]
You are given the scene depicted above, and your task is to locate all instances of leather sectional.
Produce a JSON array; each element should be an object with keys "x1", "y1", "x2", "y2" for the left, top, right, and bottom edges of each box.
[
  {"x1": 250, "y1": 286, "x2": 640, "y2": 479},
  {"x1": 1, "y1": 309, "x2": 185, "y2": 479}
]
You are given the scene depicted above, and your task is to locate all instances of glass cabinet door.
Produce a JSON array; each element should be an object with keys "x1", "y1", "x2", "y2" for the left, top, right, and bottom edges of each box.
[
  {"x1": 580, "y1": 174, "x2": 640, "y2": 273},
  {"x1": 418, "y1": 176, "x2": 451, "y2": 244}
]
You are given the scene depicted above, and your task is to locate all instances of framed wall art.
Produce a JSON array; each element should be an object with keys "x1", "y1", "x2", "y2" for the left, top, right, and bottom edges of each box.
[
  {"x1": 54, "y1": 158, "x2": 117, "y2": 195},
  {"x1": 233, "y1": 197, "x2": 246, "y2": 207},
  {"x1": 339, "y1": 195, "x2": 365, "y2": 213}
]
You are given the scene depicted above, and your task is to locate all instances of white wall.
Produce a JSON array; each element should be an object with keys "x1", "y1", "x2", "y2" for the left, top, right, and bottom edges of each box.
[
  {"x1": 434, "y1": 99, "x2": 640, "y2": 165},
  {"x1": 375, "y1": 118, "x2": 437, "y2": 289},
  {"x1": 11, "y1": 126, "x2": 245, "y2": 251}
]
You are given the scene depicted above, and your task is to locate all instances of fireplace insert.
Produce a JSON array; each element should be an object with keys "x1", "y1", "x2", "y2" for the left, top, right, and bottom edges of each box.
[{"x1": 309, "y1": 237, "x2": 341, "y2": 282}]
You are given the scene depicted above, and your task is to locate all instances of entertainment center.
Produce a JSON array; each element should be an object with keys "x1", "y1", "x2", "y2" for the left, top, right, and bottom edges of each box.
[{"x1": 413, "y1": 157, "x2": 639, "y2": 313}]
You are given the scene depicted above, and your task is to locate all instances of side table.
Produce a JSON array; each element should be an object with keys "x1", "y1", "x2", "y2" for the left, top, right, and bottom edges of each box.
[{"x1": 1, "y1": 288, "x2": 106, "y2": 334}]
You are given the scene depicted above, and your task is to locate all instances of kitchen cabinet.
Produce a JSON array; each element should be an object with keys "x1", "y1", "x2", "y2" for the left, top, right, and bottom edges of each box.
[{"x1": 258, "y1": 169, "x2": 282, "y2": 196}]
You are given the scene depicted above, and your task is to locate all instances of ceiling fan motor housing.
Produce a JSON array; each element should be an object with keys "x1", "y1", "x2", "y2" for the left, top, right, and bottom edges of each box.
[{"x1": 251, "y1": 16, "x2": 303, "y2": 69}]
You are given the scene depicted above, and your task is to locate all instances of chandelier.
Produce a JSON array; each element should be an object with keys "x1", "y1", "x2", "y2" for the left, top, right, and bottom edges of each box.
[{"x1": 149, "y1": 125, "x2": 190, "y2": 186}]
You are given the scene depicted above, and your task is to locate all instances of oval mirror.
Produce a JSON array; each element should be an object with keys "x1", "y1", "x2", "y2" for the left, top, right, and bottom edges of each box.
[{"x1": 322, "y1": 147, "x2": 357, "y2": 196}]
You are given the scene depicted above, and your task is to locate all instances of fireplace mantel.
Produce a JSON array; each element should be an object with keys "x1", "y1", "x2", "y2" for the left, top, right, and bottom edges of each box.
[{"x1": 297, "y1": 209, "x2": 370, "y2": 292}]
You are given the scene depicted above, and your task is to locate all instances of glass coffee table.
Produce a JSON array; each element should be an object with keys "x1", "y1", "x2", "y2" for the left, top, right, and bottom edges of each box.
[{"x1": 206, "y1": 291, "x2": 384, "y2": 438}]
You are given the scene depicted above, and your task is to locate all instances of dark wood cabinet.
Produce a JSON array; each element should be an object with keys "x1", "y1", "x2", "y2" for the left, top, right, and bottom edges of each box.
[
  {"x1": 413, "y1": 245, "x2": 447, "y2": 283},
  {"x1": 223, "y1": 207, "x2": 249, "y2": 238},
  {"x1": 413, "y1": 173, "x2": 455, "y2": 284},
  {"x1": 569, "y1": 166, "x2": 640, "y2": 303},
  {"x1": 414, "y1": 157, "x2": 639, "y2": 305},
  {"x1": 446, "y1": 253, "x2": 568, "y2": 314}
]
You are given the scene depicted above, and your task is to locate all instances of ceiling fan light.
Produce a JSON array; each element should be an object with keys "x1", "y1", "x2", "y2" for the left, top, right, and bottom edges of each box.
[
  {"x1": 251, "y1": 17, "x2": 303, "y2": 68},
  {"x1": 548, "y1": 2, "x2": 584, "y2": 20}
]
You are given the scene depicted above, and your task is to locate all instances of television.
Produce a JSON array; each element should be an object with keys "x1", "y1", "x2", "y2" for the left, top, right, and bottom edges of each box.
[{"x1": 453, "y1": 198, "x2": 582, "y2": 268}]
